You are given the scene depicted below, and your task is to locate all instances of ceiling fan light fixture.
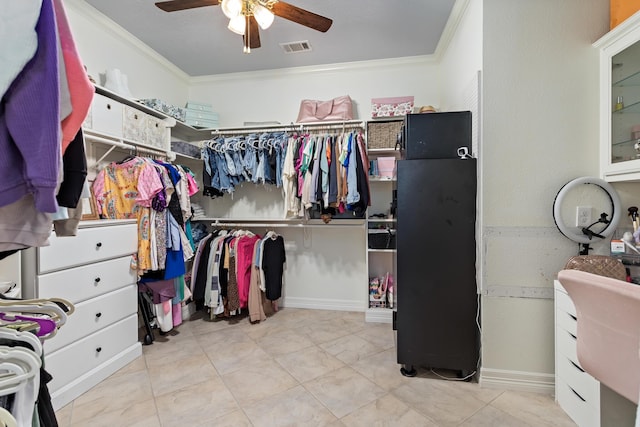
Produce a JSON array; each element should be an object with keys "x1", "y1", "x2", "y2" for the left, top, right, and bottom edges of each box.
[
  {"x1": 228, "y1": 14, "x2": 246, "y2": 35},
  {"x1": 253, "y1": 3, "x2": 274, "y2": 30},
  {"x1": 221, "y1": 0, "x2": 242, "y2": 19}
]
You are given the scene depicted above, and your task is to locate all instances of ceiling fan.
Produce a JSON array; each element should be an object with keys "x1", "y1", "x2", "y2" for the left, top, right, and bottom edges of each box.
[{"x1": 155, "y1": 0, "x2": 333, "y2": 53}]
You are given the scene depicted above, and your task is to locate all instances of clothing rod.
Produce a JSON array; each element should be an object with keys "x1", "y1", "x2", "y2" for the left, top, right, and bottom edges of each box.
[
  {"x1": 84, "y1": 131, "x2": 176, "y2": 163},
  {"x1": 209, "y1": 120, "x2": 365, "y2": 136},
  {"x1": 210, "y1": 221, "x2": 365, "y2": 228}
]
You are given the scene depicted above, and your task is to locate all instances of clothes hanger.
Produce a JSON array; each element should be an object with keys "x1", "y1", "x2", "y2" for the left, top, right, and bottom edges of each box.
[
  {"x1": 0, "y1": 296, "x2": 74, "y2": 315},
  {"x1": 0, "y1": 313, "x2": 56, "y2": 338},
  {"x1": 0, "y1": 346, "x2": 41, "y2": 395},
  {"x1": 0, "y1": 328, "x2": 42, "y2": 358},
  {"x1": 33, "y1": 297, "x2": 74, "y2": 315},
  {"x1": 0, "y1": 301, "x2": 68, "y2": 328},
  {"x1": 0, "y1": 407, "x2": 17, "y2": 427}
]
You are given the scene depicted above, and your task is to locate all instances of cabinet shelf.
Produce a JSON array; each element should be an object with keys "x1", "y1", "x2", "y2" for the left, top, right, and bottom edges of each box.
[
  {"x1": 612, "y1": 99, "x2": 640, "y2": 114},
  {"x1": 369, "y1": 177, "x2": 396, "y2": 182},
  {"x1": 613, "y1": 69, "x2": 640, "y2": 87},
  {"x1": 612, "y1": 137, "x2": 640, "y2": 148},
  {"x1": 367, "y1": 248, "x2": 396, "y2": 253},
  {"x1": 368, "y1": 148, "x2": 401, "y2": 155},
  {"x1": 367, "y1": 218, "x2": 395, "y2": 223}
]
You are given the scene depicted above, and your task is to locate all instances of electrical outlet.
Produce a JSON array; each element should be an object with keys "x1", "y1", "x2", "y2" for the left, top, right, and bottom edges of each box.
[{"x1": 576, "y1": 206, "x2": 592, "y2": 227}]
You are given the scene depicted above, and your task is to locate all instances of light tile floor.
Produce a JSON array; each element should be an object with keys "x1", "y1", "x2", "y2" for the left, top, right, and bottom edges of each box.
[{"x1": 54, "y1": 308, "x2": 576, "y2": 426}]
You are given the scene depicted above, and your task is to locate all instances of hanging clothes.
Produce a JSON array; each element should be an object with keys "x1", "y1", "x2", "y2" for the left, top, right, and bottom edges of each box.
[
  {"x1": 262, "y1": 234, "x2": 286, "y2": 302},
  {"x1": 201, "y1": 132, "x2": 289, "y2": 197},
  {"x1": 93, "y1": 157, "x2": 163, "y2": 272}
]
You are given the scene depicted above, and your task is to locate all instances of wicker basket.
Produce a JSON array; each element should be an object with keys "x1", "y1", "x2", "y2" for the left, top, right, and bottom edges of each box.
[{"x1": 367, "y1": 120, "x2": 403, "y2": 149}]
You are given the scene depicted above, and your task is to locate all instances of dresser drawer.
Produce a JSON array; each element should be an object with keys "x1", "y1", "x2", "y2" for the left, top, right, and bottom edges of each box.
[
  {"x1": 556, "y1": 308, "x2": 577, "y2": 336},
  {"x1": 555, "y1": 287, "x2": 576, "y2": 317},
  {"x1": 90, "y1": 94, "x2": 123, "y2": 138},
  {"x1": 46, "y1": 314, "x2": 138, "y2": 393},
  {"x1": 556, "y1": 327, "x2": 580, "y2": 364},
  {"x1": 44, "y1": 285, "x2": 137, "y2": 354},
  {"x1": 39, "y1": 224, "x2": 137, "y2": 273},
  {"x1": 557, "y1": 352, "x2": 600, "y2": 406},
  {"x1": 557, "y1": 380, "x2": 599, "y2": 427},
  {"x1": 38, "y1": 256, "x2": 135, "y2": 303}
]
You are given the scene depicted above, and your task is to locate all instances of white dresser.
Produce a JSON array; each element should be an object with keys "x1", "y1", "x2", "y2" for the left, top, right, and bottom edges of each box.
[
  {"x1": 22, "y1": 220, "x2": 141, "y2": 410},
  {"x1": 554, "y1": 280, "x2": 601, "y2": 427}
]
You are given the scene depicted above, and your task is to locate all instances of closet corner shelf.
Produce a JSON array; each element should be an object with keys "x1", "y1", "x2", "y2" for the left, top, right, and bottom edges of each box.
[
  {"x1": 369, "y1": 177, "x2": 397, "y2": 182},
  {"x1": 202, "y1": 217, "x2": 365, "y2": 228},
  {"x1": 93, "y1": 85, "x2": 214, "y2": 141},
  {"x1": 367, "y1": 248, "x2": 397, "y2": 253}
]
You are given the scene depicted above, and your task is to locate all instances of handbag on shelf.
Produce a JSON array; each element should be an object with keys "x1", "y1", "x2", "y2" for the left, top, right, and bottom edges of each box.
[
  {"x1": 563, "y1": 255, "x2": 626, "y2": 281},
  {"x1": 296, "y1": 95, "x2": 353, "y2": 123}
]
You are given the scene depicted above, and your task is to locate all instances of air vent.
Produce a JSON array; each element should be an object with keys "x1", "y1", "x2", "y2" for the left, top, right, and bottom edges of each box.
[{"x1": 280, "y1": 40, "x2": 312, "y2": 54}]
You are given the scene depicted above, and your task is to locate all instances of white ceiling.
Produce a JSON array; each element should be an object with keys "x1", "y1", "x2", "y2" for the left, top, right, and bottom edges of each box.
[{"x1": 83, "y1": 0, "x2": 457, "y2": 76}]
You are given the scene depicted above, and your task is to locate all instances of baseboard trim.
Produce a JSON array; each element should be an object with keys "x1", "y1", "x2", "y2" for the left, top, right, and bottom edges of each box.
[
  {"x1": 479, "y1": 368, "x2": 555, "y2": 394},
  {"x1": 282, "y1": 296, "x2": 365, "y2": 312}
]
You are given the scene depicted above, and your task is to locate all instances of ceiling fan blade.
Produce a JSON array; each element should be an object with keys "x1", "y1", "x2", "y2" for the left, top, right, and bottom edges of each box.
[
  {"x1": 155, "y1": 0, "x2": 219, "y2": 12},
  {"x1": 243, "y1": 15, "x2": 261, "y2": 49},
  {"x1": 271, "y1": 1, "x2": 332, "y2": 33}
]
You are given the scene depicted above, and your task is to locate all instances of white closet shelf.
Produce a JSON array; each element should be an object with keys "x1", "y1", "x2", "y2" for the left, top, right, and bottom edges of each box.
[
  {"x1": 93, "y1": 85, "x2": 214, "y2": 142},
  {"x1": 196, "y1": 217, "x2": 366, "y2": 228},
  {"x1": 84, "y1": 129, "x2": 176, "y2": 165},
  {"x1": 369, "y1": 177, "x2": 396, "y2": 182},
  {"x1": 367, "y1": 248, "x2": 397, "y2": 253},
  {"x1": 209, "y1": 120, "x2": 366, "y2": 136},
  {"x1": 368, "y1": 148, "x2": 401, "y2": 154},
  {"x1": 364, "y1": 307, "x2": 393, "y2": 323},
  {"x1": 173, "y1": 152, "x2": 201, "y2": 161}
]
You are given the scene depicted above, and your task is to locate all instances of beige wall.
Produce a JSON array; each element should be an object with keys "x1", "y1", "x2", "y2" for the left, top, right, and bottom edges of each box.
[{"x1": 480, "y1": 0, "x2": 609, "y2": 384}]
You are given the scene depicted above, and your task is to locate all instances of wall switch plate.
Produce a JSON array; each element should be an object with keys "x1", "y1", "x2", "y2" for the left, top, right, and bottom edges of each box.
[{"x1": 576, "y1": 206, "x2": 592, "y2": 227}]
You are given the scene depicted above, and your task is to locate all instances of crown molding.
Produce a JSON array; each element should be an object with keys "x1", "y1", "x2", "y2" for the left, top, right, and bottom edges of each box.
[
  {"x1": 189, "y1": 55, "x2": 438, "y2": 84},
  {"x1": 433, "y1": 0, "x2": 471, "y2": 61},
  {"x1": 65, "y1": 0, "x2": 190, "y2": 84}
]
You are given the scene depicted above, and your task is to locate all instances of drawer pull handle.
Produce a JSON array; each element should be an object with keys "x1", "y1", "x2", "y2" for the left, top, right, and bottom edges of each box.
[
  {"x1": 96, "y1": 347, "x2": 102, "y2": 353},
  {"x1": 95, "y1": 312, "x2": 102, "y2": 318},
  {"x1": 569, "y1": 385, "x2": 586, "y2": 402},
  {"x1": 568, "y1": 313, "x2": 577, "y2": 321},
  {"x1": 569, "y1": 359, "x2": 585, "y2": 373},
  {"x1": 94, "y1": 277, "x2": 101, "y2": 283},
  {"x1": 96, "y1": 242, "x2": 102, "y2": 248},
  {"x1": 568, "y1": 331, "x2": 577, "y2": 340},
  {"x1": 106, "y1": 104, "x2": 111, "y2": 110}
]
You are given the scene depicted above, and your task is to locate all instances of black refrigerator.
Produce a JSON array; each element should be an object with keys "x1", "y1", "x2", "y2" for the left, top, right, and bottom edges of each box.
[{"x1": 394, "y1": 112, "x2": 479, "y2": 378}]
